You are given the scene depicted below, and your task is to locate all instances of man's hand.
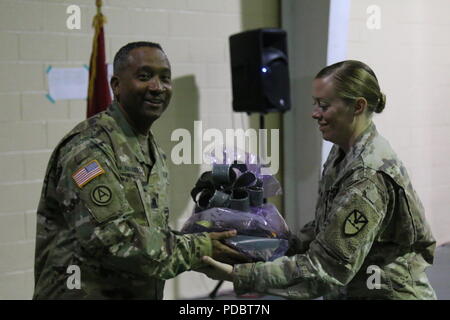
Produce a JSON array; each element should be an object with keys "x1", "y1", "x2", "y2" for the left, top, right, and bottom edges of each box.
[
  {"x1": 207, "y1": 230, "x2": 253, "y2": 264},
  {"x1": 197, "y1": 256, "x2": 233, "y2": 281}
]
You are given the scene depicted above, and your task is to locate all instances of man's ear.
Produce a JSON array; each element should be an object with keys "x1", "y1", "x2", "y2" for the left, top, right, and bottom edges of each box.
[
  {"x1": 110, "y1": 75, "x2": 120, "y2": 100},
  {"x1": 354, "y1": 97, "x2": 367, "y2": 116}
]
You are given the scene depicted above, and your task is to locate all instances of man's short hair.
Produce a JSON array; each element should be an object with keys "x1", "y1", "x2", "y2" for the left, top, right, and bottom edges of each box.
[{"x1": 113, "y1": 41, "x2": 164, "y2": 75}]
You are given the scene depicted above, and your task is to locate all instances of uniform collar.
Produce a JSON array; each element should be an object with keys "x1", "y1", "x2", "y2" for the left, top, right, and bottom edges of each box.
[
  {"x1": 326, "y1": 122, "x2": 377, "y2": 174},
  {"x1": 347, "y1": 121, "x2": 377, "y2": 162},
  {"x1": 107, "y1": 101, "x2": 153, "y2": 166}
]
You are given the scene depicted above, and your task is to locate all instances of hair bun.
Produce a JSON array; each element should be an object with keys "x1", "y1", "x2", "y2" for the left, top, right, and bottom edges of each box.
[{"x1": 375, "y1": 92, "x2": 386, "y2": 113}]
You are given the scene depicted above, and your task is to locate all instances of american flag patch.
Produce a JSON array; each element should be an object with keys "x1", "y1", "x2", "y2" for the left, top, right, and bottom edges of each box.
[{"x1": 72, "y1": 160, "x2": 105, "y2": 188}]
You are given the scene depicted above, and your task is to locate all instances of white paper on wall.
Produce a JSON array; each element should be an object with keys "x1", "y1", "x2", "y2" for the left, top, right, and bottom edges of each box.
[
  {"x1": 47, "y1": 66, "x2": 89, "y2": 101},
  {"x1": 46, "y1": 64, "x2": 113, "y2": 102}
]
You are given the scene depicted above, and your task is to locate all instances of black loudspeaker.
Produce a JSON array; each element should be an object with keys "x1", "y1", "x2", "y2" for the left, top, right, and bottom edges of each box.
[{"x1": 229, "y1": 28, "x2": 291, "y2": 114}]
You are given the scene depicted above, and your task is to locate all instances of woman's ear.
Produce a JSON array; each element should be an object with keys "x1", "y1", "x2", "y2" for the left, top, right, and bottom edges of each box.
[{"x1": 354, "y1": 97, "x2": 367, "y2": 116}]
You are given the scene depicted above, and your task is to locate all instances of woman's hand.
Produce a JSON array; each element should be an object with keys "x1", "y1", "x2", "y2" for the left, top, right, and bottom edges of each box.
[{"x1": 197, "y1": 256, "x2": 234, "y2": 281}]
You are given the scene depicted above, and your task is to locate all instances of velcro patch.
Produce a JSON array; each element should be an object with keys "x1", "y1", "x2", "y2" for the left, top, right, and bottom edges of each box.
[
  {"x1": 91, "y1": 185, "x2": 112, "y2": 206},
  {"x1": 72, "y1": 160, "x2": 105, "y2": 188},
  {"x1": 344, "y1": 210, "x2": 368, "y2": 236}
]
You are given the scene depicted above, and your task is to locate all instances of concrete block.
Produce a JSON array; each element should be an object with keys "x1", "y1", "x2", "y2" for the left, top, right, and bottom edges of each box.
[
  {"x1": 24, "y1": 270, "x2": 34, "y2": 299},
  {"x1": 0, "y1": 122, "x2": 13, "y2": 152},
  {"x1": 25, "y1": 211, "x2": 37, "y2": 241},
  {"x1": 22, "y1": 94, "x2": 69, "y2": 121},
  {"x1": 144, "y1": 0, "x2": 188, "y2": 10},
  {"x1": 398, "y1": 0, "x2": 450, "y2": 25},
  {"x1": 206, "y1": 63, "x2": 231, "y2": 88},
  {"x1": 214, "y1": 14, "x2": 241, "y2": 37},
  {"x1": 0, "y1": 213, "x2": 26, "y2": 243},
  {"x1": 67, "y1": 35, "x2": 92, "y2": 62},
  {"x1": 398, "y1": 23, "x2": 450, "y2": 46},
  {"x1": 0, "y1": 272, "x2": 27, "y2": 300},
  {"x1": 12, "y1": 122, "x2": 47, "y2": 152},
  {"x1": 206, "y1": 113, "x2": 234, "y2": 133},
  {"x1": 169, "y1": 12, "x2": 213, "y2": 37},
  {"x1": 221, "y1": 0, "x2": 242, "y2": 14},
  {"x1": 0, "y1": 64, "x2": 21, "y2": 93},
  {"x1": 0, "y1": 154, "x2": 25, "y2": 183},
  {"x1": 431, "y1": 143, "x2": 450, "y2": 167},
  {"x1": 0, "y1": 121, "x2": 46, "y2": 152},
  {"x1": 431, "y1": 164, "x2": 450, "y2": 189},
  {"x1": 24, "y1": 151, "x2": 51, "y2": 181},
  {"x1": 0, "y1": 182, "x2": 42, "y2": 213},
  {"x1": 186, "y1": 0, "x2": 225, "y2": 12},
  {"x1": 171, "y1": 62, "x2": 207, "y2": 88},
  {"x1": 0, "y1": 32, "x2": 19, "y2": 61},
  {"x1": 128, "y1": 9, "x2": 169, "y2": 37},
  {"x1": 19, "y1": 33, "x2": 67, "y2": 61},
  {"x1": 189, "y1": 39, "x2": 226, "y2": 63},
  {"x1": 161, "y1": 38, "x2": 191, "y2": 63},
  {"x1": 43, "y1": 3, "x2": 71, "y2": 33},
  {"x1": 19, "y1": 63, "x2": 46, "y2": 92},
  {"x1": 0, "y1": 241, "x2": 35, "y2": 274},
  {"x1": 203, "y1": 89, "x2": 232, "y2": 116},
  {"x1": 409, "y1": 126, "x2": 432, "y2": 148},
  {"x1": 0, "y1": 94, "x2": 21, "y2": 122},
  {"x1": 58, "y1": 0, "x2": 97, "y2": 6},
  {"x1": 0, "y1": 1, "x2": 44, "y2": 32},
  {"x1": 24, "y1": 182, "x2": 43, "y2": 213},
  {"x1": 103, "y1": 7, "x2": 131, "y2": 36}
]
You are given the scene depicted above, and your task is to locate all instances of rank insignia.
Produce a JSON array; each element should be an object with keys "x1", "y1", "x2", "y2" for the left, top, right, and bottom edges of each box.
[
  {"x1": 344, "y1": 210, "x2": 368, "y2": 236},
  {"x1": 72, "y1": 160, "x2": 105, "y2": 188}
]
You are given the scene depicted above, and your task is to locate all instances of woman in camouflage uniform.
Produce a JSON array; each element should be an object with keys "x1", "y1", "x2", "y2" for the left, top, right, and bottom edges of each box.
[{"x1": 201, "y1": 60, "x2": 437, "y2": 300}]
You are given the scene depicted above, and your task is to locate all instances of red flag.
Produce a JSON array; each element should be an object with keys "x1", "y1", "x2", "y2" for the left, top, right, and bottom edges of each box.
[{"x1": 87, "y1": 0, "x2": 111, "y2": 118}]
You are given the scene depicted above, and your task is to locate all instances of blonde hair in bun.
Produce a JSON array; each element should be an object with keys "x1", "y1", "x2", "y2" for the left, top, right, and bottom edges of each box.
[
  {"x1": 375, "y1": 92, "x2": 386, "y2": 113},
  {"x1": 315, "y1": 60, "x2": 386, "y2": 114}
]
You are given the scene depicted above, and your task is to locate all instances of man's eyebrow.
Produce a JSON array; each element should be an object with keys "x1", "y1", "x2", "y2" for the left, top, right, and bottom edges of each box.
[{"x1": 137, "y1": 65, "x2": 171, "y2": 73}]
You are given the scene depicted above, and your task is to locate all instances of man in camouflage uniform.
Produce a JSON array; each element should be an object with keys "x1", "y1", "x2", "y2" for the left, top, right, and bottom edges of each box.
[{"x1": 33, "y1": 42, "x2": 238, "y2": 299}]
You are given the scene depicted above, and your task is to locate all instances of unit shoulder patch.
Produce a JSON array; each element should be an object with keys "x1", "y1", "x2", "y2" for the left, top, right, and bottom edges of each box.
[
  {"x1": 343, "y1": 210, "x2": 368, "y2": 236},
  {"x1": 91, "y1": 185, "x2": 112, "y2": 206}
]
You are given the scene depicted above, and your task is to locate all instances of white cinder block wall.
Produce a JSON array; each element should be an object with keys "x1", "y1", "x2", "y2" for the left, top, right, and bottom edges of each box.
[
  {"x1": 0, "y1": 0, "x2": 280, "y2": 299},
  {"x1": 346, "y1": 0, "x2": 450, "y2": 246}
]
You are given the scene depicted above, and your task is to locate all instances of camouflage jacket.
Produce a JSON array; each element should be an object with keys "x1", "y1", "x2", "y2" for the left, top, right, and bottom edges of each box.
[
  {"x1": 233, "y1": 122, "x2": 436, "y2": 299},
  {"x1": 33, "y1": 101, "x2": 212, "y2": 299}
]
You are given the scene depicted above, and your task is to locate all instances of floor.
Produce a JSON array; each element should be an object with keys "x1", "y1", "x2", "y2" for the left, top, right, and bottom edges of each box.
[{"x1": 426, "y1": 242, "x2": 450, "y2": 300}]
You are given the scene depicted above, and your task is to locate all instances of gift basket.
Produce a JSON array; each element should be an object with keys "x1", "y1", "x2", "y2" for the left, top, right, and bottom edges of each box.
[{"x1": 181, "y1": 148, "x2": 290, "y2": 262}]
